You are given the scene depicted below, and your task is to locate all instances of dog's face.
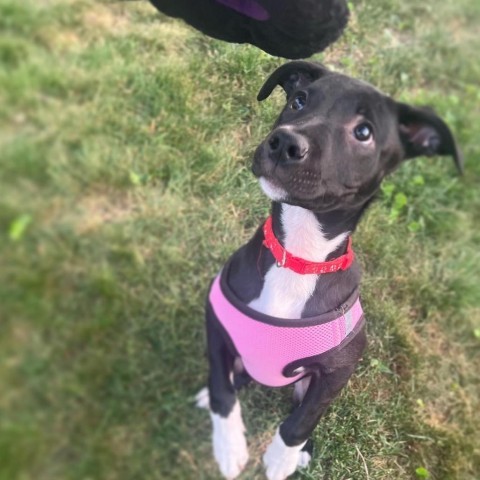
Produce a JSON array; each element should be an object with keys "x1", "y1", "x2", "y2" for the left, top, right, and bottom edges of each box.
[{"x1": 253, "y1": 61, "x2": 462, "y2": 212}]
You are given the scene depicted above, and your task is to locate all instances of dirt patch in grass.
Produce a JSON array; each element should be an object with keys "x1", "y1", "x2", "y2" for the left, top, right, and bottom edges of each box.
[
  {"x1": 38, "y1": 191, "x2": 137, "y2": 235},
  {"x1": 83, "y1": 4, "x2": 130, "y2": 33},
  {"x1": 74, "y1": 193, "x2": 134, "y2": 234},
  {"x1": 40, "y1": 28, "x2": 84, "y2": 52}
]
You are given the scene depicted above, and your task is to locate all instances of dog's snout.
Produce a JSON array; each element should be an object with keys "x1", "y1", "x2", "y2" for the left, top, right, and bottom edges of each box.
[{"x1": 267, "y1": 130, "x2": 308, "y2": 163}]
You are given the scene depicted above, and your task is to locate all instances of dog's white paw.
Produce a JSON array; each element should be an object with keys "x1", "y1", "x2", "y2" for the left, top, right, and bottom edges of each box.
[
  {"x1": 263, "y1": 429, "x2": 307, "y2": 480},
  {"x1": 195, "y1": 387, "x2": 210, "y2": 409},
  {"x1": 297, "y1": 449, "x2": 312, "y2": 469},
  {"x1": 211, "y1": 401, "x2": 249, "y2": 479}
]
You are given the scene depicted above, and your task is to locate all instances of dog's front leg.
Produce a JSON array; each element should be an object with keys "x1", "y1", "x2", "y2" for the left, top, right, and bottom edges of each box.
[
  {"x1": 204, "y1": 307, "x2": 249, "y2": 479},
  {"x1": 263, "y1": 366, "x2": 355, "y2": 480}
]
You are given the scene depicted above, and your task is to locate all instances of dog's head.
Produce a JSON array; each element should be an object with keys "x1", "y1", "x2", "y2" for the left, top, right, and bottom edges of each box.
[{"x1": 253, "y1": 61, "x2": 463, "y2": 212}]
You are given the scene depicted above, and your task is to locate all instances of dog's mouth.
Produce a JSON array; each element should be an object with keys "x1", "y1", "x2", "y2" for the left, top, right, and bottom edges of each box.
[
  {"x1": 258, "y1": 177, "x2": 289, "y2": 202},
  {"x1": 257, "y1": 172, "x2": 365, "y2": 212},
  {"x1": 253, "y1": 143, "x2": 360, "y2": 209}
]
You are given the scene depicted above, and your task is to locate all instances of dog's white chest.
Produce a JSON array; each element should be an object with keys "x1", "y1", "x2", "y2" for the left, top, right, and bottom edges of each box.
[
  {"x1": 248, "y1": 267, "x2": 316, "y2": 319},
  {"x1": 248, "y1": 204, "x2": 347, "y2": 319}
]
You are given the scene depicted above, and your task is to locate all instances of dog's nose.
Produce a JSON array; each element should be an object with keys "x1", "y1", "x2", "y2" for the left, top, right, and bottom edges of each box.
[{"x1": 267, "y1": 130, "x2": 308, "y2": 163}]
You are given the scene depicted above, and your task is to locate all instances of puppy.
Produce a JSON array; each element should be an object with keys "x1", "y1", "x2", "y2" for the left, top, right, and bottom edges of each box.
[{"x1": 196, "y1": 61, "x2": 462, "y2": 480}]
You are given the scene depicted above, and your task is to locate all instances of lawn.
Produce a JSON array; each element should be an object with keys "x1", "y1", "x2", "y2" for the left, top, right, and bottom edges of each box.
[{"x1": 0, "y1": 0, "x2": 479, "y2": 479}]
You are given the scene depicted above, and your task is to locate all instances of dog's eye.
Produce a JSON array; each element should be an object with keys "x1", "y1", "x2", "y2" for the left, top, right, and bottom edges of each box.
[
  {"x1": 353, "y1": 123, "x2": 373, "y2": 142},
  {"x1": 291, "y1": 95, "x2": 306, "y2": 111}
]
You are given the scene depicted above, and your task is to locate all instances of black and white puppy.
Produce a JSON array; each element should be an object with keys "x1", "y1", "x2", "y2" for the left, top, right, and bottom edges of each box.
[{"x1": 196, "y1": 61, "x2": 462, "y2": 480}]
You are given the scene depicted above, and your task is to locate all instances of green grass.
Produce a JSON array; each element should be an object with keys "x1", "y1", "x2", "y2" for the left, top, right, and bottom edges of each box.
[{"x1": 1, "y1": 0, "x2": 479, "y2": 479}]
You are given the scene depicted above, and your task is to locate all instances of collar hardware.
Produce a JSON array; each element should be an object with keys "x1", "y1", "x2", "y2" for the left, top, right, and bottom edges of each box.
[{"x1": 276, "y1": 249, "x2": 287, "y2": 268}]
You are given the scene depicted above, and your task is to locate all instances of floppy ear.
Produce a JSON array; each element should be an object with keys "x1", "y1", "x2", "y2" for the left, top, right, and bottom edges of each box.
[
  {"x1": 257, "y1": 61, "x2": 330, "y2": 101},
  {"x1": 397, "y1": 102, "x2": 463, "y2": 174}
]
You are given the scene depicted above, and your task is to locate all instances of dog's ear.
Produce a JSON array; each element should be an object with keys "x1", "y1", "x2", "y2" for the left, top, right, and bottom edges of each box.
[
  {"x1": 257, "y1": 61, "x2": 330, "y2": 101},
  {"x1": 396, "y1": 102, "x2": 463, "y2": 174}
]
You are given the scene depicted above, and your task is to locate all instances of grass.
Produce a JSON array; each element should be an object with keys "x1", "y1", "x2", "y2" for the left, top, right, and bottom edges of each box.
[{"x1": 0, "y1": 0, "x2": 479, "y2": 479}]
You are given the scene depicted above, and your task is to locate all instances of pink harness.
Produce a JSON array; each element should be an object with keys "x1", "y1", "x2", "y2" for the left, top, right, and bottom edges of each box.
[{"x1": 208, "y1": 271, "x2": 364, "y2": 387}]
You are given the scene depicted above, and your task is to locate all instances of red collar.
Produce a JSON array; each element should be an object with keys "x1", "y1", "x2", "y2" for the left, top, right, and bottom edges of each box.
[{"x1": 262, "y1": 216, "x2": 355, "y2": 275}]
